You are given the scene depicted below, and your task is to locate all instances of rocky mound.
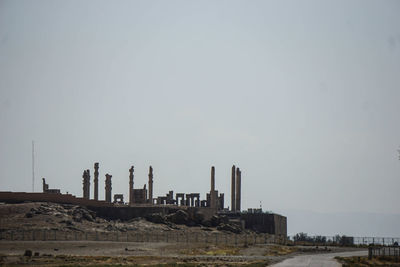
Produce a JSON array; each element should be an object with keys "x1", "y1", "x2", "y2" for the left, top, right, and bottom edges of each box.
[{"x1": 145, "y1": 211, "x2": 242, "y2": 234}]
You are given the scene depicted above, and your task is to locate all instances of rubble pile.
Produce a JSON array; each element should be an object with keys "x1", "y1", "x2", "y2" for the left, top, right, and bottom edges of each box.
[
  {"x1": 1, "y1": 202, "x2": 244, "y2": 236},
  {"x1": 145, "y1": 211, "x2": 242, "y2": 234}
]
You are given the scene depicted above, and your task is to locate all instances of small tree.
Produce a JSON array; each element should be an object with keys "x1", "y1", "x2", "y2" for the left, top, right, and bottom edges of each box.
[
  {"x1": 314, "y1": 235, "x2": 327, "y2": 243},
  {"x1": 294, "y1": 232, "x2": 309, "y2": 242}
]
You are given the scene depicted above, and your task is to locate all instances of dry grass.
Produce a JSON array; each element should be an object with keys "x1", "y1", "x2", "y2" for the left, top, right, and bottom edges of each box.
[
  {"x1": 263, "y1": 245, "x2": 298, "y2": 256},
  {"x1": 180, "y1": 245, "x2": 241, "y2": 256},
  {"x1": 0, "y1": 254, "x2": 271, "y2": 266},
  {"x1": 336, "y1": 255, "x2": 400, "y2": 266}
]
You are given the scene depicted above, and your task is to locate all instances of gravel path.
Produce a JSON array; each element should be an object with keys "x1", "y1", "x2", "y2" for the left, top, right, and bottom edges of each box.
[{"x1": 271, "y1": 250, "x2": 368, "y2": 267}]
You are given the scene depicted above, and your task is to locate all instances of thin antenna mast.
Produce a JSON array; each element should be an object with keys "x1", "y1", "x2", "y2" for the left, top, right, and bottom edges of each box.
[{"x1": 32, "y1": 140, "x2": 35, "y2": 192}]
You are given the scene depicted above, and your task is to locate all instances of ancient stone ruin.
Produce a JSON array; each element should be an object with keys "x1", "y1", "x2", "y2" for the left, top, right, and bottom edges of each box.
[
  {"x1": 129, "y1": 166, "x2": 134, "y2": 205},
  {"x1": 94, "y1": 162, "x2": 99, "y2": 200},
  {"x1": 42, "y1": 178, "x2": 60, "y2": 194},
  {"x1": 43, "y1": 162, "x2": 240, "y2": 213},
  {"x1": 148, "y1": 166, "x2": 153, "y2": 204},
  {"x1": 105, "y1": 174, "x2": 112, "y2": 203},
  {"x1": 231, "y1": 165, "x2": 241, "y2": 212},
  {"x1": 82, "y1": 169, "x2": 90, "y2": 199},
  {"x1": 1, "y1": 162, "x2": 287, "y2": 236}
]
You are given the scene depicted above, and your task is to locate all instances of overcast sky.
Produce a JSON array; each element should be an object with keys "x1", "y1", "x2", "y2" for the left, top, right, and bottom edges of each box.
[{"x1": 1, "y1": 0, "x2": 399, "y2": 236}]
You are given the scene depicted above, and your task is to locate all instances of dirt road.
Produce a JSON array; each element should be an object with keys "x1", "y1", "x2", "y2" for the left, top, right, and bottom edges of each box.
[{"x1": 271, "y1": 250, "x2": 368, "y2": 267}]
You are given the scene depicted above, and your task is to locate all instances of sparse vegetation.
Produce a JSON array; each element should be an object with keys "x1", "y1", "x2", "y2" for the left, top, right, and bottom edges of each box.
[
  {"x1": 263, "y1": 245, "x2": 298, "y2": 256},
  {"x1": 293, "y1": 232, "x2": 354, "y2": 246},
  {"x1": 336, "y1": 255, "x2": 400, "y2": 266},
  {"x1": 180, "y1": 245, "x2": 240, "y2": 256}
]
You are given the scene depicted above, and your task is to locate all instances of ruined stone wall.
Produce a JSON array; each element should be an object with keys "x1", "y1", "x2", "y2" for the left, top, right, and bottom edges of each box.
[
  {"x1": 0, "y1": 191, "x2": 113, "y2": 207},
  {"x1": 240, "y1": 213, "x2": 287, "y2": 236},
  {"x1": 132, "y1": 189, "x2": 147, "y2": 204},
  {"x1": 273, "y1": 214, "x2": 287, "y2": 236}
]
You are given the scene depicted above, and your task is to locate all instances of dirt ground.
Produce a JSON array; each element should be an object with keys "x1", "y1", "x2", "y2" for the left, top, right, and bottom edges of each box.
[{"x1": 1, "y1": 240, "x2": 361, "y2": 266}]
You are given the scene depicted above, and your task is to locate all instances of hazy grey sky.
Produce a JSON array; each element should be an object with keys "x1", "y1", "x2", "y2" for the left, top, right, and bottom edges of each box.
[{"x1": 1, "y1": 0, "x2": 399, "y2": 236}]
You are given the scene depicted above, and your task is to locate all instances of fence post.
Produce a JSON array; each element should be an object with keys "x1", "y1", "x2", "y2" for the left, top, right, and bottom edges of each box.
[{"x1": 368, "y1": 247, "x2": 372, "y2": 260}]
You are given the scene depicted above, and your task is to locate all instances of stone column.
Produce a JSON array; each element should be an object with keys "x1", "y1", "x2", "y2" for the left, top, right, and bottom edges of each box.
[
  {"x1": 148, "y1": 166, "x2": 153, "y2": 204},
  {"x1": 219, "y1": 193, "x2": 224, "y2": 210},
  {"x1": 236, "y1": 168, "x2": 241, "y2": 212},
  {"x1": 231, "y1": 165, "x2": 236, "y2": 212},
  {"x1": 211, "y1": 166, "x2": 215, "y2": 192},
  {"x1": 86, "y1": 169, "x2": 90, "y2": 199},
  {"x1": 94, "y1": 163, "x2": 99, "y2": 200},
  {"x1": 210, "y1": 166, "x2": 216, "y2": 209},
  {"x1": 129, "y1": 166, "x2": 134, "y2": 205},
  {"x1": 82, "y1": 170, "x2": 86, "y2": 198},
  {"x1": 105, "y1": 174, "x2": 112, "y2": 203},
  {"x1": 82, "y1": 170, "x2": 90, "y2": 199},
  {"x1": 42, "y1": 178, "x2": 47, "y2": 192}
]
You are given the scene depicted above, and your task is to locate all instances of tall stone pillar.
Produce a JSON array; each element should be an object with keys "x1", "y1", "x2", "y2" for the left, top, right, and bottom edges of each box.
[
  {"x1": 210, "y1": 166, "x2": 216, "y2": 209},
  {"x1": 105, "y1": 174, "x2": 112, "y2": 203},
  {"x1": 42, "y1": 178, "x2": 47, "y2": 192},
  {"x1": 94, "y1": 163, "x2": 99, "y2": 200},
  {"x1": 82, "y1": 170, "x2": 86, "y2": 198},
  {"x1": 236, "y1": 168, "x2": 241, "y2": 212},
  {"x1": 86, "y1": 169, "x2": 90, "y2": 199},
  {"x1": 82, "y1": 170, "x2": 90, "y2": 199},
  {"x1": 231, "y1": 165, "x2": 236, "y2": 212},
  {"x1": 129, "y1": 166, "x2": 134, "y2": 205},
  {"x1": 148, "y1": 166, "x2": 153, "y2": 204}
]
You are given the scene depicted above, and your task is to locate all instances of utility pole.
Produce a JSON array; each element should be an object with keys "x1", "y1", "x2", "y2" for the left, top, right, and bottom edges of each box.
[{"x1": 32, "y1": 140, "x2": 35, "y2": 192}]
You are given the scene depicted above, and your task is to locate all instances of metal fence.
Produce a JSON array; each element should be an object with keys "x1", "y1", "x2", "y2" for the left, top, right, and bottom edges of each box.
[
  {"x1": 289, "y1": 235, "x2": 400, "y2": 246},
  {"x1": 2, "y1": 230, "x2": 399, "y2": 247},
  {"x1": 368, "y1": 246, "x2": 400, "y2": 261},
  {"x1": 0, "y1": 229, "x2": 286, "y2": 246}
]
